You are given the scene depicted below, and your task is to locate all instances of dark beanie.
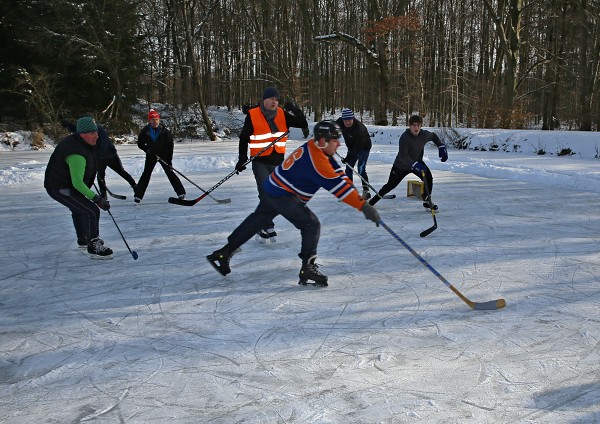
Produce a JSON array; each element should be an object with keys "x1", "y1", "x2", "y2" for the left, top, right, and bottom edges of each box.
[
  {"x1": 76, "y1": 116, "x2": 98, "y2": 134},
  {"x1": 341, "y1": 108, "x2": 354, "y2": 120},
  {"x1": 262, "y1": 87, "x2": 280, "y2": 100}
]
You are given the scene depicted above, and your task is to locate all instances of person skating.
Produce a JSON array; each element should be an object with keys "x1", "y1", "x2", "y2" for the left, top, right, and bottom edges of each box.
[
  {"x1": 134, "y1": 109, "x2": 185, "y2": 203},
  {"x1": 235, "y1": 87, "x2": 310, "y2": 243},
  {"x1": 44, "y1": 116, "x2": 113, "y2": 259},
  {"x1": 369, "y1": 115, "x2": 448, "y2": 210},
  {"x1": 61, "y1": 118, "x2": 136, "y2": 200},
  {"x1": 335, "y1": 108, "x2": 373, "y2": 199},
  {"x1": 207, "y1": 120, "x2": 380, "y2": 287}
]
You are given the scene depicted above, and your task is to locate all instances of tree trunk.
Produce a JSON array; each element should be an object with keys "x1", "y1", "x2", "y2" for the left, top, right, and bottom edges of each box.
[{"x1": 179, "y1": 1, "x2": 216, "y2": 140}]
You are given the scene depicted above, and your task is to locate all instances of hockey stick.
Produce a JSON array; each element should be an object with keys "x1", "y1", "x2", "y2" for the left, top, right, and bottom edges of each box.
[
  {"x1": 379, "y1": 219, "x2": 505, "y2": 310},
  {"x1": 169, "y1": 130, "x2": 290, "y2": 206},
  {"x1": 106, "y1": 209, "x2": 138, "y2": 260},
  {"x1": 334, "y1": 152, "x2": 394, "y2": 199},
  {"x1": 419, "y1": 171, "x2": 437, "y2": 238},
  {"x1": 93, "y1": 184, "x2": 138, "y2": 260},
  {"x1": 106, "y1": 188, "x2": 126, "y2": 200},
  {"x1": 155, "y1": 154, "x2": 231, "y2": 204}
]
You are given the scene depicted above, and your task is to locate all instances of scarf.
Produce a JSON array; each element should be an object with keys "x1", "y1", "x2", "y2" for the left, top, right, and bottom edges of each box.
[{"x1": 260, "y1": 104, "x2": 279, "y2": 133}]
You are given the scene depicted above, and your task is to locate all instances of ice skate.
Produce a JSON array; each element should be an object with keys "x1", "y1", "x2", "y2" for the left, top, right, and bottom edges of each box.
[
  {"x1": 206, "y1": 247, "x2": 232, "y2": 276},
  {"x1": 87, "y1": 237, "x2": 113, "y2": 259},
  {"x1": 265, "y1": 227, "x2": 277, "y2": 243},
  {"x1": 298, "y1": 256, "x2": 328, "y2": 287}
]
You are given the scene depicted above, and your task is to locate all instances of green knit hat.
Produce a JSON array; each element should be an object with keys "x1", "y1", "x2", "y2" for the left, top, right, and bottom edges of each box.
[{"x1": 76, "y1": 116, "x2": 98, "y2": 134}]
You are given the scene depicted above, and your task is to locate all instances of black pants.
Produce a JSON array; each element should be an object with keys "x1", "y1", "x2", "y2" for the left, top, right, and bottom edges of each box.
[
  {"x1": 98, "y1": 155, "x2": 136, "y2": 195},
  {"x1": 344, "y1": 149, "x2": 370, "y2": 190},
  {"x1": 47, "y1": 188, "x2": 100, "y2": 244},
  {"x1": 226, "y1": 194, "x2": 320, "y2": 262},
  {"x1": 252, "y1": 161, "x2": 278, "y2": 231},
  {"x1": 371, "y1": 162, "x2": 433, "y2": 204},
  {"x1": 134, "y1": 153, "x2": 185, "y2": 199}
]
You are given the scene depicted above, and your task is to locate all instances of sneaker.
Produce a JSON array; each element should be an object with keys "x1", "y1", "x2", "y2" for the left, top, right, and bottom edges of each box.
[
  {"x1": 178, "y1": 194, "x2": 186, "y2": 200},
  {"x1": 362, "y1": 189, "x2": 371, "y2": 200},
  {"x1": 255, "y1": 229, "x2": 270, "y2": 244},
  {"x1": 206, "y1": 247, "x2": 231, "y2": 276},
  {"x1": 134, "y1": 197, "x2": 141, "y2": 203},
  {"x1": 87, "y1": 237, "x2": 113, "y2": 259},
  {"x1": 266, "y1": 227, "x2": 277, "y2": 242},
  {"x1": 298, "y1": 256, "x2": 328, "y2": 287}
]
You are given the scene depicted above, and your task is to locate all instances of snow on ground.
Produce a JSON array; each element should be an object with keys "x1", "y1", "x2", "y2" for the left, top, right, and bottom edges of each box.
[{"x1": 1, "y1": 126, "x2": 600, "y2": 423}]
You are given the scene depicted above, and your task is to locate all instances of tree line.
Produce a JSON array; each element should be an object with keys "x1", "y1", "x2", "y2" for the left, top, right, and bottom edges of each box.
[{"x1": 1, "y1": 0, "x2": 598, "y2": 139}]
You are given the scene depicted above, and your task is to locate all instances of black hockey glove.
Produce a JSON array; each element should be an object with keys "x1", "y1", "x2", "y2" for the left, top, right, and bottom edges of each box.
[
  {"x1": 235, "y1": 156, "x2": 248, "y2": 173},
  {"x1": 92, "y1": 194, "x2": 110, "y2": 211}
]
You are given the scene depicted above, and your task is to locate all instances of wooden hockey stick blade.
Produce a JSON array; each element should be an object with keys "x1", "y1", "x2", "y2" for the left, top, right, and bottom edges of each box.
[
  {"x1": 449, "y1": 285, "x2": 506, "y2": 310},
  {"x1": 474, "y1": 298, "x2": 506, "y2": 310}
]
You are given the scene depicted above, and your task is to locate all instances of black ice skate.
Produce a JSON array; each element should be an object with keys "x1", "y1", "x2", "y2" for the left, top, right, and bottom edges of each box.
[
  {"x1": 87, "y1": 237, "x2": 113, "y2": 259},
  {"x1": 298, "y1": 256, "x2": 328, "y2": 287},
  {"x1": 206, "y1": 248, "x2": 231, "y2": 276},
  {"x1": 255, "y1": 228, "x2": 277, "y2": 244}
]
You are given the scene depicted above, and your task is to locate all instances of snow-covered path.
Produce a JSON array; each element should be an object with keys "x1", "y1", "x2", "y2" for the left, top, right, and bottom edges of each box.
[{"x1": 1, "y1": 139, "x2": 600, "y2": 423}]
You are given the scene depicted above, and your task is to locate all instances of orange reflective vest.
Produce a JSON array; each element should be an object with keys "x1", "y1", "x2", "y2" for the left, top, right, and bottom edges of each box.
[{"x1": 248, "y1": 107, "x2": 288, "y2": 156}]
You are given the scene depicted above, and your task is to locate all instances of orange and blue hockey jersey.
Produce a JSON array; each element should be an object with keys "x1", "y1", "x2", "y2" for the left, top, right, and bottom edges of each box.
[{"x1": 264, "y1": 140, "x2": 366, "y2": 211}]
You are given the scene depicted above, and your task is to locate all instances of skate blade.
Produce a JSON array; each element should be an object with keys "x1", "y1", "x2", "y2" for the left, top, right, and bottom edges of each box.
[
  {"x1": 298, "y1": 279, "x2": 328, "y2": 287},
  {"x1": 89, "y1": 253, "x2": 113, "y2": 260}
]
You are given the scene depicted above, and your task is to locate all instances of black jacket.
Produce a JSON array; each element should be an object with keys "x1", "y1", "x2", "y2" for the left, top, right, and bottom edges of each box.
[
  {"x1": 335, "y1": 118, "x2": 372, "y2": 154},
  {"x1": 137, "y1": 123, "x2": 175, "y2": 161}
]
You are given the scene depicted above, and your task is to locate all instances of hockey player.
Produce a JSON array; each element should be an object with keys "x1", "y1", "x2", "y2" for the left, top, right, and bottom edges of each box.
[
  {"x1": 369, "y1": 114, "x2": 448, "y2": 210},
  {"x1": 207, "y1": 120, "x2": 380, "y2": 286},
  {"x1": 134, "y1": 109, "x2": 185, "y2": 203},
  {"x1": 335, "y1": 108, "x2": 373, "y2": 199},
  {"x1": 44, "y1": 116, "x2": 113, "y2": 258},
  {"x1": 235, "y1": 87, "x2": 310, "y2": 243}
]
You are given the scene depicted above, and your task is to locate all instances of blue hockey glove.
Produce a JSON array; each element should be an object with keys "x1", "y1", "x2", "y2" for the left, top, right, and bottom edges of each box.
[{"x1": 438, "y1": 144, "x2": 448, "y2": 162}]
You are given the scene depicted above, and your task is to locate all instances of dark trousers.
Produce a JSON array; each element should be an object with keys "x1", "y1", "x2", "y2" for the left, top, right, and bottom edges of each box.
[
  {"x1": 252, "y1": 161, "x2": 278, "y2": 231},
  {"x1": 134, "y1": 153, "x2": 185, "y2": 199},
  {"x1": 98, "y1": 155, "x2": 136, "y2": 195},
  {"x1": 372, "y1": 162, "x2": 433, "y2": 204},
  {"x1": 47, "y1": 188, "x2": 100, "y2": 244},
  {"x1": 344, "y1": 149, "x2": 370, "y2": 190},
  {"x1": 226, "y1": 194, "x2": 320, "y2": 262}
]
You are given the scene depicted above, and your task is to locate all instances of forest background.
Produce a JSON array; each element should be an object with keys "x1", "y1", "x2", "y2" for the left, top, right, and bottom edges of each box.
[{"x1": 1, "y1": 0, "x2": 599, "y2": 141}]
